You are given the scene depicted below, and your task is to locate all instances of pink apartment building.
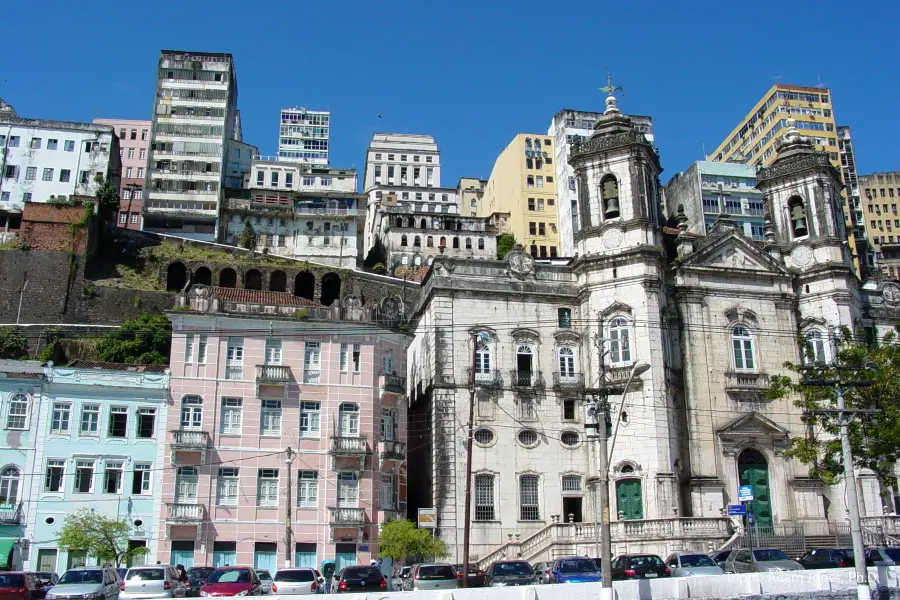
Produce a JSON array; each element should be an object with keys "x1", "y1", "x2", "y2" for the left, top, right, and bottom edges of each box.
[
  {"x1": 158, "y1": 286, "x2": 409, "y2": 572},
  {"x1": 93, "y1": 118, "x2": 151, "y2": 229}
]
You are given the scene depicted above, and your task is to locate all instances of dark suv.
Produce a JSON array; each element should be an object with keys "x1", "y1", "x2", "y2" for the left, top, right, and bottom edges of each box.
[
  {"x1": 798, "y1": 548, "x2": 854, "y2": 569},
  {"x1": 334, "y1": 566, "x2": 386, "y2": 593},
  {"x1": 484, "y1": 561, "x2": 535, "y2": 587},
  {"x1": 611, "y1": 554, "x2": 670, "y2": 580}
]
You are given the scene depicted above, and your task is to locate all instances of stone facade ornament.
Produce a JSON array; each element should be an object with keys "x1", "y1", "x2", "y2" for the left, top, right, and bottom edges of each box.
[
  {"x1": 381, "y1": 297, "x2": 401, "y2": 320},
  {"x1": 790, "y1": 244, "x2": 813, "y2": 267},
  {"x1": 881, "y1": 282, "x2": 900, "y2": 307},
  {"x1": 602, "y1": 226, "x2": 624, "y2": 249},
  {"x1": 506, "y1": 245, "x2": 535, "y2": 279}
]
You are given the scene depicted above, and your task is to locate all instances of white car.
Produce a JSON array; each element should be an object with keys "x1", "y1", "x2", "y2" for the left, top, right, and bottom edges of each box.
[
  {"x1": 272, "y1": 570, "x2": 322, "y2": 596},
  {"x1": 121, "y1": 566, "x2": 187, "y2": 600}
]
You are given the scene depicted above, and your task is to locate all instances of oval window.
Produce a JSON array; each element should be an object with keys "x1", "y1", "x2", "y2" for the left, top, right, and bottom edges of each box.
[
  {"x1": 518, "y1": 429, "x2": 539, "y2": 447},
  {"x1": 561, "y1": 431, "x2": 580, "y2": 447},
  {"x1": 474, "y1": 429, "x2": 494, "y2": 445}
]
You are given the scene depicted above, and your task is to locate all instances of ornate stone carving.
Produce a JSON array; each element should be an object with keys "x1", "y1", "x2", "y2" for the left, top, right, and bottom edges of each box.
[
  {"x1": 601, "y1": 226, "x2": 624, "y2": 249},
  {"x1": 506, "y1": 246, "x2": 535, "y2": 279},
  {"x1": 790, "y1": 244, "x2": 813, "y2": 267},
  {"x1": 571, "y1": 131, "x2": 649, "y2": 157},
  {"x1": 757, "y1": 153, "x2": 833, "y2": 183},
  {"x1": 881, "y1": 282, "x2": 900, "y2": 307}
]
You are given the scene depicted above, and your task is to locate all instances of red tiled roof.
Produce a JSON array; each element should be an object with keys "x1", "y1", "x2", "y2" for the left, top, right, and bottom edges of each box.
[
  {"x1": 66, "y1": 361, "x2": 169, "y2": 373},
  {"x1": 209, "y1": 286, "x2": 322, "y2": 307},
  {"x1": 392, "y1": 266, "x2": 430, "y2": 283}
]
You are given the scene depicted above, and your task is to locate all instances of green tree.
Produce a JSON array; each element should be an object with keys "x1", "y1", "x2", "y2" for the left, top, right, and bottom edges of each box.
[
  {"x1": 768, "y1": 325, "x2": 900, "y2": 490},
  {"x1": 0, "y1": 327, "x2": 30, "y2": 360},
  {"x1": 377, "y1": 518, "x2": 449, "y2": 561},
  {"x1": 496, "y1": 233, "x2": 516, "y2": 260},
  {"x1": 96, "y1": 312, "x2": 172, "y2": 365},
  {"x1": 57, "y1": 508, "x2": 146, "y2": 568},
  {"x1": 238, "y1": 221, "x2": 257, "y2": 250},
  {"x1": 94, "y1": 174, "x2": 120, "y2": 222}
]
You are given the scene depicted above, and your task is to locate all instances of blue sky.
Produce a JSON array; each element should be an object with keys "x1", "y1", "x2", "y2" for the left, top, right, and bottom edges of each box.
[{"x1": 4, "y1": 0, "x2": 898, "y2": 187}]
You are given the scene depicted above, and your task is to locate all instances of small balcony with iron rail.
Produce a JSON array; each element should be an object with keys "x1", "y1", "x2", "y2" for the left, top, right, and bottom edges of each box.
[
  {"x1": 510, "y1": 369, "x2": 544, "y2": 392},
  {"x1": 552, "y1": 371, "x2": 584, "y2": 392},
  {"x1": 379, "y1": 373, "x2": 406, "y2": 397},
  {"x1": 465, "y1": 368, "x2": 502, "y2": 389},
  {"x1": 588, "y1": 365, "x2": 646, "y2": 394},
  {"x1": 0, "y1": 502, "x2": 22, "y2": 525},
  {"x1": 170, "y1": 430, "x2": 210, "y2": 465},
  {"x1": 379, "y1": 439, "x2": 406, "y2": 466}
]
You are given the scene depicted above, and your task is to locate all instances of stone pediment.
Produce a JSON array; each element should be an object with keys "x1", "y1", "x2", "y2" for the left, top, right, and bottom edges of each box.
[
  {"x1": 682, "y1": 231, "x2": 790, "y2": 276},
  {"x1": 717, "y1": 412, "x2": 790, "y2": 456}
]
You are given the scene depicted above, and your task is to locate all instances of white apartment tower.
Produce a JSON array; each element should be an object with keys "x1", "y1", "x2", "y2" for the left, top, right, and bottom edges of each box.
[
  {"x1": 143, "y1": 50, "x2": 239, "y2": 241},
  {"x1": 549, "y1": 109, "x2": 653, "y2": 256},
  {"x1": 277, "y1": 108, "x2": 330, "y2": 165},
  {"x1": 363, "y1": 133, "x2": 441, "y2": 192}
]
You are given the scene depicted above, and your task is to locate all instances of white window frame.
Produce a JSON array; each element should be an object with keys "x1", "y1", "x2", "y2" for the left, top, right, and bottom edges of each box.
[
  {"x1": 80, "y1": 404, "x2": 100, "y2": 436},
  {"x1": 103, "y1": 461, "x2": 124, "y2": 494},
  {"x1": 257, "y1": 469, "x2": 280, "y2": 507},
  {"x1": 731, "y1": 325, "x2": 756, "y2": 372},
  {"x1": 303, "y1": 341, "x2": 321, "y2": 383},
  {"x1": 220, "y1": 397, "x2": 243, "y2": 435},
  {"x1": 474, "y1": 340, "x2": 492, "y2": 380},
  {"x1": 0, "y1": 467, "x2": 20, "y2": 504},
  {"x1": 45, "y1": 459, "x2": 65, "y2": 492},
  {"x1": 561, "y1": 474, "x2": 582, "y2": 494},
  {"x1": 216, "y1": 467, "x2": 239, "y2": 506},
  {"x1": 337, "y1": 472, "x2": 359, "y2": 508},
  {"x1": 108, "y1": 406, "x2": 128, "y2": 438},
  {"x1": 300, "y1": 402, "x2": 321, "y2": 438},
  {"x1": 175, "y1": 466, "x2": 199, "y2": 504},
  {"x1": 180, "y1": 395, "x2": 203, "y2": 430},
  {"x1": 380, "y1": 474, "x2": 396, "y2": 510},
  {"x1": 474, "y1": 473, "x2": 496, "y2": 521},
  {"x1": 51, "y1": 403, "x2": 71, "y2": 434},
  {"x1": 339, "y1": 342, "x2": 348, "y2": 372},
  {"x1": 184, "y1": 334, "x2": 195, "y2": 363},
  {"x1": 197, "y1": 335, "x2": 208, "y2": 364},
  {"x1": 382, "y1": 351, "x2": 394, "y2": 374},
  {"x1": 339, "y1": 403, "x2": 360, "y2": 437},
  {"x1": 297, "y1": 471, "x2": 318, "y2": 508},
  {"x1": 225, "y1": 337, "x2": 244, "y2": 380},
  {"x1": 608, "y1": 317, "x2": 632, "y2": 366},
  {"x1": 557, "y1": 346, "x2": 576, "y2": 379},
  {"x1": 804, "y1": 329, "x2": 829, "y2": 364},
  {"x1": 265, "y1": 338, "x2": 282, "y2": 365},
  {"x1": 6, "y1": 393, "x2": 29, "y2": 430},
  {"x1": 133, "y1": 462, "x2": 151, "y2": 495},
  {"x1": 352, "y1": 343, "x2": 361, "y2": 372},
  {"x1": 519, "y1": 474, "x2": 541, "y2": 521},
  {"x1": 136, "y1": 407, "x2": 156, "y2": 439},
  {"x1": 74, "y1": 460, "x2": 94, "y2": 493},
  {"x1": 381, "y1": 408, "x2": 395, "y2": 441},
  {"x1": 261, "y1": 399, "x2": 282, "y2": 436}
]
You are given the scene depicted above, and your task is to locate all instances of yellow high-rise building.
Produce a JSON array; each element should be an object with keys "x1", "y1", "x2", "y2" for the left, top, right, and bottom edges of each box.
[
  {"x1": 479, "y1": 133, "x2": 560, "y2": 258},
  {"x1": 710, "y1": 84, "x2": 867, "y2": 275}
]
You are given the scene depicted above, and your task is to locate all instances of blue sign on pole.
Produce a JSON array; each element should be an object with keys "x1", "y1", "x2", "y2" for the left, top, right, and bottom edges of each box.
[
  {"x1": 738, "y1": 485, "x2": 754, "y2": 502},
  {"x1": 727, "y1": 504, "x2": 747, "y2": 516}
]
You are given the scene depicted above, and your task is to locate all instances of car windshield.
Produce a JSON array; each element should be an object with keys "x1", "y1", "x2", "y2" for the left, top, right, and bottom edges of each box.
[
  {"x1": 59, "y1": 571, "x2": 103, "y2": 585},
  {"x1": 344, "y1": 567, "x2": 381, "y2": 580},
  {"x1": 754, "y1": 549, "x2": 791, "y2": 562},
  {"x1": 127, "y1": 569, "x2": 164, "y2": 581},
  {"x1": 679, "y1": 555, "x2": 716, "y2": 568},
  {"x1": 274, "y1": 570, "x2": 315, "y2": 583},
  {"x1": 257, "y1": 571, "x2": 272, "y2": 581},
  {"x1": 492, "y1": 562, "x2": 532, "y2": 576},
  {"x1": 453, "y1": 564, "x2": 479, "y2": 574},
  {"x1": 415, "y1": 566, "x2": 455, "y2": 580},
  {"x1": 883, "y1": 548, "x2": 900, "y2": 562},
  {"x1": 0, "y1": 575, "x2": 24, "y2": 587},
  {"x1": 629, "y1": 556, "x2": 664, "y2": 567},
  {"x1": 188, "y1": 569, "x2": 214, "y2": 580},
  {"x1": 558, "y1": 559, "x2": 599, "y2": 574},
  {"x1": 206, "y1": 570, "x2": 250, "y2": 584}
]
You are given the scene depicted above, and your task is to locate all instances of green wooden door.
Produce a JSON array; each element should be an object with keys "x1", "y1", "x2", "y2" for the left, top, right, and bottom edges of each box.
[
  {"x1": 738, "y1": 449, "x2": 773, "y2": 528},
  {"x1": 616, "y1": 479, "x2": 643, "y2": 520}
]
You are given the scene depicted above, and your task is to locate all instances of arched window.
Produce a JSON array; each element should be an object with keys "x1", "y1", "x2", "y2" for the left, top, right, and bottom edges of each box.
[
  {"x1": 439, "y1": 236, "x2": 446, "y2": 247},
  {"x1": 181, "y1": 395, "x2": 203, "y2": 430},
  {"x1": 453, "y1": 237, "x2": 460, "y2": 249},
  {"x1": 601, "y1": 175, "x2": 620, "y2": 219},
  {"x1": 465, "y1": 238, "x2": 472, "y2": 249},
  {"x1": 478, "y1": 238, "x2": 485, "y2": 250},
  {"x1": 608, "y1": 317, "x2": 631, "y2": 365},
  {"x1": 413, "y1": 236, "x2": 421, "y2": 247},
  {"x1": 0, "y1": 467, "x2": 20, "y2": 504},
  {"x1": 426, "y1": 236, "x2": 434, "y2": 247},
  {"x1": 395, "y1": 217, "x2": 403, "y2": 227},
  {"x1": 558, "y1": 346, "x2": 576, "y2": 380},
  {"x1": 401, "y1": 255, "x2": 409, "y2": 266},
  {"x1": 420, "y1": 218, "x2": 427, "y2": 229},
  {"x1": 6, "y1": 393, "x2": 29, "y2": 429},
  {"x1": 474, "y1": 339, "x2": 492, "y2": 380},
  {"x1": 732, "y1": 325, "x2": 756, "y2": 372},
  {"x1": 400, "y1": 234, "x2": 407, "y2": 247},
  {"x1": 515, "y1": 344, "x2": 534, "y2": 386},
  {"x1": 414, "y1": 255, "x2": 422, "y2": 266},
  {"x1": 804, "y1": 330, "x2": 828, "y2": 364},
  {"x1": 788, "y1": 196, "x2": 808, "y2": 238}
]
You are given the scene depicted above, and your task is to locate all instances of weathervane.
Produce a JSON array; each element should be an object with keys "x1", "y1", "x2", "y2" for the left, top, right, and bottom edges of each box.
[{"x1": 599, "y1": 66, "x2": 623, "y2": 98}]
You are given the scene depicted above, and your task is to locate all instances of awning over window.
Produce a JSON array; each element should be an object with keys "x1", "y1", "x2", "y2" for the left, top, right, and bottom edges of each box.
[{"x1": 0, "y1": 539, "x2": 16, "y2": 568}]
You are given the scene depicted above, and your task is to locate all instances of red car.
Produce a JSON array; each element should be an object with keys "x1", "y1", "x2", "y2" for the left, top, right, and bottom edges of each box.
[
  {"x1": 199, "y1": 568, "x2": 262, "y2": 597},
  {"x1": 0, "y1": 573, "x2": 45, "y2": 600}
]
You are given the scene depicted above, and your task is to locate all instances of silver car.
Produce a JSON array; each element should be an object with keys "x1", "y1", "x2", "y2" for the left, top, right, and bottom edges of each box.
[
  {"x1": 725, "y1": 548, "x2": 804, "y2": 573},
  {"x1": 256, "y1": 571, "x2": 273, "y2": 595},
  {"x1": 121, "y1": 566, "x2": 187, "y2": 600},
  {"x1": 272, "y1": 570, "x2": 321, "y2": 596},
  {"x1": 409, "y1": 564, "x2": 458, "y2": 591},
  {"x1": 47, "y1": 567, "x2": 122, "y2": 600},
  {"x1": 665, "y1": 552, "x2": 725, "y2": 577}
]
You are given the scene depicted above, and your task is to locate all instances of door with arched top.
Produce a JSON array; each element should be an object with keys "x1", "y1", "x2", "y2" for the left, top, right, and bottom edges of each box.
[
  {"x1": 616, "y1": 478, "x2": 643, "y2": 520},
  {"x1": 738, "y1": 448, "x2": 773, "y2": 528}
]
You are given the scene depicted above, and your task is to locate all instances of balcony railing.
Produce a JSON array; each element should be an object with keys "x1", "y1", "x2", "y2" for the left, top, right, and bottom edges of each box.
[
  {"x1": 379, "y1": 439, "x2": 406, "y2": 461},
  {"x1": 465, "y1": 368, "x2": 502, "y2": 388},
  {"x1": 724, "y1": 372, "x2": 770, "y2": 398},
  {"x1": 294, "y1": 207, "x2": 359, "y2": 217},
  {"x1": 224, "y1": 365, "x2": 243, "y2": 380},
  {"x1": 510, "y1": 370, "x2": 544, "y2": 390},
  {"x1": 329, "y1": 507, "x2": 366, "y2": 526},
  {"x1": 166, "y1": 503, "x2": 206, "y2": 523},
  {"x1": 0, "y1": 502, "x2": 21, "y2": 525},
  {"x1": 380, "y1": 373, "x2": 406, "y2": 395},
  {"x1": 552, "y1": 372, "x2": 584, "y2": 390},
  {"x1": 329, "y1": 436, "x2": 368, "y2": 455},
  {"x1": 171, "y1": 430, "x2": 210, "y2": 449},
  {"x1": 256, "y1": 364, "x2": 292, "y2": 383},
  {"x1": 590, "y1": 366, "x2": 644, "y2": 392}
]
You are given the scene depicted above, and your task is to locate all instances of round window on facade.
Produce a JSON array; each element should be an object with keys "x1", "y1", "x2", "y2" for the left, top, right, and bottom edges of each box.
[
  {"x1": 134, "y1": 519, "x2": 144, "y2": 528},
  {"x1": 44, "y1": 517, "x2": 55, "y2": 525},
  {"x1": 474, "y1": 428, "x2": 494, "y2": 446},
  {"x1": 518, "y1": 429, "x2": 539, "y2": 447},
  {"x1": 560, "y1": 431, "x2": 580, "y2": 447}
]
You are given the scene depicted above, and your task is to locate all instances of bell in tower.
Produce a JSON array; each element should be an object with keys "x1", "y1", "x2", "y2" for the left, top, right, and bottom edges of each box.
[
  {"x1": 601, "y1": 176, "x2": 620, "y2": 219},
  {"x1": 788, "y1": 196, "x2": 808, "y2": 238}
]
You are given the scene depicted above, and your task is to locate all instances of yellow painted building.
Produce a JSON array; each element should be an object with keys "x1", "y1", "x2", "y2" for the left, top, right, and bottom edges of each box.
[
  {"x1": 860, "y1": 172, "x2": 900, "y2": 280},
  {"x1": 479, "y1": 133, "x2": 560, "y2": 258},
  {"x1": 710, "y1": 84, "x2": 864, "y2": 274}
]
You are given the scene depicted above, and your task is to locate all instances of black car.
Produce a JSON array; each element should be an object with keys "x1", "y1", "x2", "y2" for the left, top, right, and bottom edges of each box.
[
  {"x1": 484, "y1": 561, "x2": 535, "y2": 587},
  {"x1": 335, "y1": 566, "x2": 387, "y2": 593},
  {"x1": 798, "y1": 548, "x2": 854, "y2": 569},
  {"x1": 187, "y1": 567, "x2": 215, "y2": 597},
  {"x1": 452, "y1": 564, "x2": 486, "y2": 588},
  {"x1": 865, "y1": 548, "x2": 900, "y2": 566},
  {"x1": 611, "y1": 554, "x2": 670, "y2": 580}
]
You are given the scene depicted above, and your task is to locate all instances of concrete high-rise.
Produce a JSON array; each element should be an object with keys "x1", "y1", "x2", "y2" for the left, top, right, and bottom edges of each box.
[
  {"x1": 277, "y1": 108, "x2": 330, "y2": 165},
  {"x1": 143, "y1": 50, "x2": 240, "y2": 241}
]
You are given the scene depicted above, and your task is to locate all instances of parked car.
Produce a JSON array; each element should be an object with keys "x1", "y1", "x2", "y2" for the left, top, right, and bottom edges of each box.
[
  {"x1": 29, "y1": 574, "x2": 58, "y2": 589},
  {"x1": 334, "y1": 566, "x2": 387, "y2": 593},
  {"x1": 121, "y1": 565, "x2": 187, "y2": 600},
  {"x1": 271, "y1": 569, "x2": 320, "y2": 596},
  {"x1": 798, "y1": 548, "x2": 854, "y2": 569},
  {"x1": 724, "y1": 548, "x2": 803, "y2": 573},
  {"x1": 46, "y1": 567, "x2": 122, "y2": 600},
  {"x1": 452, "y1": 564, "x2": 485, "y2": 588},
  {"x1": 550, "y1": 556, "x2": 601, "y2": 584},
  {"x1": 708, "y1": 550, "x2": 732, "y2": 570},
  {"x1": 394, "y1": 567, "x2": 412, "y2": 591},
  {"x1": 407, "y1": 564, "x2": 457, "y2": 592},
  {"x1": 532, "y1": 561, "x2": 553, "y2": 584},
  {"x1": 611, "y1": 554, "x2": 670, "y2": 580},
  {"x1": 185, "y1": 569, "x2": 214, "y2": 598},
  {"x1": 864, "y1": 548, "x2": 900, "y2": 566},
  {"x1": 0, "y1": 572, "x2": 46, "y2": 600},
  {"x1": 255, "y1": 571, "x2": 272, "y2": 595},
  {"x1": 664, "y1": 552, "x2": 724, "y2": 577},
  {"x1": 118, "y1": 571, "x2": 128, "y2": 584},
  {"x1": 484, "y1": 561, "x2": 535, "y2": 587},
  {"x1": 199, "y1": 567, "x2": 262, "y2": 597}
]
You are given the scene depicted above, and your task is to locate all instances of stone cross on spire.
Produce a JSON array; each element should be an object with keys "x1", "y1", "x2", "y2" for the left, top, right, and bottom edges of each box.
[{"x1": 599, "y1": 66, "x2": 623, "y2": 115}]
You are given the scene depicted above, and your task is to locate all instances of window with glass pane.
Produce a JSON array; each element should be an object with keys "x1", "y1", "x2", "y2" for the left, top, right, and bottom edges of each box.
[
  {"x1": 381, "y1": 474, "x2": 395, "y2": 509},
  {"x1": 104, "y1": 461, "x2": 123, "y2": 494},
  {"x1": 732, "y1": 326, "x2": 755, "y2": 371},
  {"x1": 804, "y1": 330, "x2": 828, "y2": 364},
  {"x1": 265, "y1": 338, "x2": 282, "y2": 365},
  {"x1": 217, "y1": 468, "x2": 239, "y2": 506},
  {"x1": 381, "y1": 409, "x2": 395, "y2": 441},
  {"x1": 519, "y1": 475, "x2": 540, "y2": 520},
  {"x1": 226, "y1": 337, "x2": 244, "y2": 380},
  {"x1": 339, "y1": 403, "x2": 359, "y2": 436},
  {"x1": 132, "y1": 463, "x2": 151, "y2": 495},
  {"x1": 609, "y1": 317, "x2": 631, "y2": 364},
  {"x1": 6, "y1": 393, "x2": 28, "y2": 429},
  {"x1": 474, "y1": 474, "x2": 495, "y2": 520},
  {"x1": 297, "y1": 471, "x2": 318, "y2": 508},
  {"x1": 337, "y1": 472, "x2": 358, "y2": 507},
  {"x1": 558, "y1": 347, "x2": 576, "y2": 378},
  {"x1": 74, "y1": 461, "x2": 94, "y2": 493},
  {"x1": 304, "y1": 342, "x2": 321, "y2": 383},
  {"x1": 184, "y1": 334, "x2": 195, "y2": 363},
  {"x1": 109, "y1": 406, "x2": 128, "y2": 437},
  {"x1": 137, "y1": 407, "x2": 156, "y2": 438},
  {"x1": 45, "y1": 459, "x2": 64, "y2": 492},
  {"x1": 80, "y1": 404, "x2": 99, "y2": 435},
  {"x1": 300, "y1": 402, "x2": 320, "y2": 437},
  {"x1": 474, "y1": 341, "x2": 491, "y2": 379},
  {"x1": 562, "y1": 475, "x2": 582, "y2": 493},
  {"x1": 257, "y1": 469, "x2": 279, "y2": 507},
  {"x1": 181, "y1": 396, "x2": 203, "y2": 430},
  {"x1": 339, "y1": 343, "x2": 348, "y2": 371},
  {"x1": 220, "y1": 398, "x2": 243, "y2": 434},
  {"x1": 51, "y1": 403, "x2": 71, "y2": 433},
  {"x1": 352, "y1": 343, "x2": 361, "y2": 371},
  {"x1": 0, "y1": 467, "x2": 19, "y2": 504},
  {"x1": 382, "y1": 351, "x2": 394, "y2": 374},
  {"x1": 558, "y1": 308, "x2": 572, "y2": 328},
  {"x1": 261, "y1": 400, "x2": 282, "y2": 436},
  {"x1": 175, "y1": 467, "x2": 198, "y2": 504},
  {"x1": 197, "y1": 335, "x2": 208, "y2": 363}
]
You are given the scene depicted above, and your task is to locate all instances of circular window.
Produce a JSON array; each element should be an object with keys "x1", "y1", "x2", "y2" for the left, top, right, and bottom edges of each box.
[
  {"x1": 474, "y1": 429, "x2": 494, "y2": 445},
  {"x1": 560, "y1": 431, "x2": 580, "y2": 447},
  {"x1": 44, "y1": 517, "x2": 55, "y2": 525},
  {"x1": 518, "y1": 429, "x2": 539, "y2": 447},
  {"x1": 133, "y1": 519, "x2": 144, "y2": 528}
]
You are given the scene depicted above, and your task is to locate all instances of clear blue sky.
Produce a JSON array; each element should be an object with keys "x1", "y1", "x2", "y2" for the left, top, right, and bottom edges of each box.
[{"x1": 4, "y1": 0, "x2": 898, "y2": 187}]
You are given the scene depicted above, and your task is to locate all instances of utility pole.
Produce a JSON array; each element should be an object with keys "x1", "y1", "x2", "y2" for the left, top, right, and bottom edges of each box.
[
  {"x1": 590, "y1": 318, "x2": 613, "y2": 600},
  {"x1": 461, "y1": 331, "x2": 479, "y2": 588},
  {"x1": 284, "y1": 447, "x2": 295, "y2": 568}
]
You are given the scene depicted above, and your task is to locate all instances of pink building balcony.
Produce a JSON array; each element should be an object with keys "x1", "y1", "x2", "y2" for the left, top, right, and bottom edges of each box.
[
  {"x1": 379, "y1": 439, "x2": 406, "y2": 465},
  {"x1": 165, "y1": 502, "x2": 206, "y2": 536},
  {"x1": 256, "y1": 364, "x2": 292, "y2": 383},
  {"x1": 170, "y1": 430, "x2": 210, "y2": 464},
  {"x1": 379, "y1": 373, "x2": 406, "y2": 396}
]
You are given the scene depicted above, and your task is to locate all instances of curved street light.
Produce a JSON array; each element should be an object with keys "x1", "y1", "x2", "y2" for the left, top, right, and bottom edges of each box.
[{"x1": 607, "y1": 361, "x2": 650, "y2": 468}]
